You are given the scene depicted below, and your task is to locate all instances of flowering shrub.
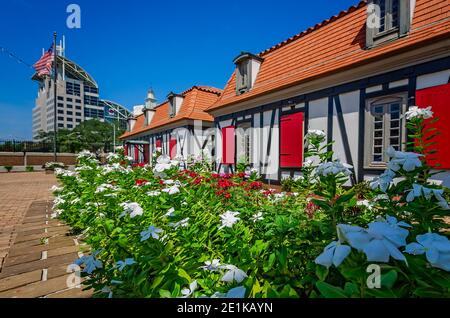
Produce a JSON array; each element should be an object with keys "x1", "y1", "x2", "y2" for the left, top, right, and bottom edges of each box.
[{"x1": 53, "y1": 107, "x2": 449, "y2": 298}]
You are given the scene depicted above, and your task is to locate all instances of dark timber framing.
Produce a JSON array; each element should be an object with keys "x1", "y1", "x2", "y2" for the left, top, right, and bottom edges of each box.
[{"x1": 214, "y1": 57, "x2": 450, "y2": 183}]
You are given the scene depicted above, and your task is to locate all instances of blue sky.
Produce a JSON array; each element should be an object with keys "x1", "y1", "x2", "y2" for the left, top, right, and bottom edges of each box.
[{"x1": 0, "y1": 0, "x2": 358, "y2": 139}]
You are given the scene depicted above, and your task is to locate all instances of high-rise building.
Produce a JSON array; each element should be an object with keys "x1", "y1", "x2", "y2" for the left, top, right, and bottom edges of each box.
[{"x1": 31, "y1": 42, "x2": 131, "y2": 140}]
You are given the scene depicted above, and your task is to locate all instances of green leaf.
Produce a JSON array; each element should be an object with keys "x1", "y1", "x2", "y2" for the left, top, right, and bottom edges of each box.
[
  {"x1": 151, "y1": 276, "x2": 165, "y2": 289},
  {"x1": 263, "y1": 253, "x2": 276, "y2": 272},
  {"x1": 344, "y1": 282, "x2": 359, "y2": 297},
  {"x1": 315, "y1": 265, "x2": 329, "y2": 281},
  {"x1": 316, "y1": 281, "x2": 348, "y2": 298},
  {"x1": 177, "y1": 268, "x2": 191, "y2": 283},
  {"x1": 159, "y1": 289, "x2": 172, "y2": 298},
  {"x1": 381, "y1": 270, "x2": 398, "y2": 289}
]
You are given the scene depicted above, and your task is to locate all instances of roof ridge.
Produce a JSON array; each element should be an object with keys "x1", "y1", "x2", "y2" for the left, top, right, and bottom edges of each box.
[{"x1": 259, "y1": 0, "x2": 367, "y2": 57}]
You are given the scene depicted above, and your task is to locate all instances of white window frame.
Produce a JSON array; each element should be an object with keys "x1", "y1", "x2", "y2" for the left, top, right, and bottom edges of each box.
[
  {"x1": 236, "y1": 122, "x2": 252, "y2": 166},
  {"x1": 364, "y1": 94, "x2": 408, "y2": 169}
]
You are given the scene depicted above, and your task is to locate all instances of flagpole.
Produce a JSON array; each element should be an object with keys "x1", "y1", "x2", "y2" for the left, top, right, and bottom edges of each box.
[{"x1": 52, "y1": 32, "x2": 58, "y2": 162}]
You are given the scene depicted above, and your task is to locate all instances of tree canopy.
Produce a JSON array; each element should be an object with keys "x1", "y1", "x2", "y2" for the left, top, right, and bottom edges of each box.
[{"x1": 37, "y1": 119, "x2": 125, "y2": 153}]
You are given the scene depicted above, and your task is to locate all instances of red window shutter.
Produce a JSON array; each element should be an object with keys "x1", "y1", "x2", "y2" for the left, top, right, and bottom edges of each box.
[
  {"x1": 222, "y1": 126, "x2": 235, "y2": 164},
  {"x1": 169, "y1": 139, "x2": 177, "y2": 159},
  {"x1": 156, "y1": 139, "x2": 162, "y2": 148},
  {"x1": 143, "y1": 144, "x2": 149, "y2": 164},
  {"x1": 134, "y1": 146, "x2": 139, "y2": 162},
  {"x1": 124, "y1": 144, "x2": 128, "y2": 156},
  {"x1": 416, "y1": 83, "x2": 450, "y2": 169},
  {"x1": 280, "y1": 112, "x2": 304, "y2": 168}
]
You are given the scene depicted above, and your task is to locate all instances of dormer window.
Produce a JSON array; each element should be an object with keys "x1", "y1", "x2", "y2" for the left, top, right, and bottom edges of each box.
[
  {"x1": 167, "y1": 92, "x2": 184, "y2": 118},
  {"x1": 233, "y1": 52, "x2": 264, "y2": 96},
  {"x1": 366, "y1": 0, "x2": 411, "y2": 48}
]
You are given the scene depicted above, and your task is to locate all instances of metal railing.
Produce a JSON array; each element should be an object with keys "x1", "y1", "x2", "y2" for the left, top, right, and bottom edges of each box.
[{"x1": 0, "y1": 139, "x2": 54, "y2": 153}]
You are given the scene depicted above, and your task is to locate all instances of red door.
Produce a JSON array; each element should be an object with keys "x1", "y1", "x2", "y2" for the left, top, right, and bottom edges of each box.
[
  {"x1": 280, "y1": 112, "x2": 304, "y2": 168},
  {"x1": 134, "y1": 146, "x2": 139, "y2": 163},
  {"x1": 169, "y1": 139, "x2": 177, "y2": 159},
  {"x1": 222, "y1": 126, "x2": 235, "y2": 164},
  {"x1": 416, "y1": 83, "x2": 450, "y2": 169},
  {"x1": 143, "y1": 144, "x2": 149, "y2": 164}
]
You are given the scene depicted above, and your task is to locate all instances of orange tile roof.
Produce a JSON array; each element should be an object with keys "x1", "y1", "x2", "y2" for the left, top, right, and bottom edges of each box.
[
  {"x1": 120, "y1": 86, "x2": 222, "y2": 139},
  {"x1": 208, "y1": 0, "x2": 450, "y2": 112}
]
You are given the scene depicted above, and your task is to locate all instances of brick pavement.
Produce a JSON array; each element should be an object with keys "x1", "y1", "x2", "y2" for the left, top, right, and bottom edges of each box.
[{"x1": 0, "y1": 172, "x2": 92, "y2": 298}]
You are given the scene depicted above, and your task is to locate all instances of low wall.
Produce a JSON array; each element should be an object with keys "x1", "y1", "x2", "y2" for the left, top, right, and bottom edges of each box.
[{"x1": 0, "y1": 152, "x2": 77, "y2": 167}]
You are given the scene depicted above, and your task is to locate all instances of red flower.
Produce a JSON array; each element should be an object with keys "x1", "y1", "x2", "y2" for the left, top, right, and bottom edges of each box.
[
  {"x1": 192, "y1": 177, "x2": 203, "y2": 185},
  {"x1": 135, "y1": 179, "x2": 148, "y2": 186},
  {"x1": 237, "y1": 172, "x2": 246, "y2": 178},
  {"x1": 159, "y1": 180, "x2": 165, "y2": 185},
  {"x1": 248, "y1": 181, "x2": 263, "y2": 190},
  {"x1": 305, "y1": 200, "x2": 319, "y2": 219},
  {"x1": 132, "y1": 163, "x2": 146, "y2": 168},
  {"x1": 211, "y1": 173, "x2": 220, "y2": 179},
  {"x1": 217, "y1": 179, "x2": 235, "y2": 189}
]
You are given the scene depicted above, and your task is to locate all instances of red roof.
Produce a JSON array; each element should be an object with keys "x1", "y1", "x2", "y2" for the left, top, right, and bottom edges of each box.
[
  {"x1": 208, "y1": 0, "x2": 450, "y2": 112},
  {"x1": 120, "y1": 86, "x2": 222, "y2": 139}
]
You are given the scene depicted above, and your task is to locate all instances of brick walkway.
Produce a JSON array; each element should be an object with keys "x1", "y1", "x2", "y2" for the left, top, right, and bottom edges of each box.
[{"x1": 0, "y1": 172, "x2": 92, "y2": 298}]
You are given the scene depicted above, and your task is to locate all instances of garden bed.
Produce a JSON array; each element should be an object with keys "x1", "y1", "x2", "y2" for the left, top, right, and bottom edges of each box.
[{"x1": 53, "y1": 110, "x2": 449, "y2": 298}]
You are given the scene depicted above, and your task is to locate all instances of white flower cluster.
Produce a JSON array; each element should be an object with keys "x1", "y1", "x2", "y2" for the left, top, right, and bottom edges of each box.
[
  {"x1": 313, "y1": 161, "x2": 353, "y2": 177},
  {"x1": 406, "y1": 184, "x2": 449, "y2": 210},
  {"x1": 371, "y1": 146, "x2": 423, "y2": 192},
  {"x1": 153, "y1": 155, "x2": 179, "y2": 178},
  {"x1": 54, "y1": 168, "x2": 79, "y2": 178},
  {"x1": 95, "y1": 184, "x2": 119, "y2": 194},
  {"x1": 77, "y1": 150, "x2": 96, "y2": 160},
  {"x1": 119, "y1": 202, "x2": 144, "y2": 218},
  {"x1": 219, "y1": 211, "x2": 240, "y2": 229},
  {"x1": 404, "y1": 106, "x2": 433, "y2": 120},
  {"x1": 306, "y1": 129, "x2": 326, "y2": 139},
  {"x1": 200, "y1": 259, "x2": 248, "y2": 284}
]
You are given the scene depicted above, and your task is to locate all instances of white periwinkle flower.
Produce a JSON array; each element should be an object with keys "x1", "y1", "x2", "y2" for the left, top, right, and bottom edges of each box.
[
  {"x1": 74, "y1": 251, "x2": 103, "y2": 274},
  {"x1": 162, "y1": 185, "x2": 180, "y2": 195},
  {"x1": 405, "y1": 233, "x2": 450, "y2": 271},
  {"x1": 406, "y1": 184, "x2": 449, "y2": 210},
  {"x1": 147, "y1": 190, "x2": 161, "y2": 197},
  {"x1": 306, "y1": 130, "x2": 326, "y2": 139},
  {"x1": 140, "y1": 226, "x2": 164, "y2": 241},
  {"x1": 251, "y1": 212, "x2": 264, "y2": 223},
  {"x1": 165, "y1": 207, "x2": 176, "y2": 218},
  {"x1": 181, "y1": 281, "x2": 198, "y2": 298},
  {"x1": 405, "y1": 106, "x2": 433, "y2": 120},
  {"x1": 116, "y1": 258, "x2": 136, "y2": 271},
  {"x1": 356, "y1": 200, "x2": 374, "y2": 211},
  {"x1": 200, "y1": 259, "x2": 221, "y2": 272},
  {"x1": 315, "y1": 241, "x2": 352, "y2": 268},
  {"x1": 314, "y1": 161, "x2": 353, "y2": 177},
  {"x1": 219, "y1": 211, "x2": 240, "y2": 229},
  {"x1": 220, "y1": 265, "x2": 248, "y2": 284},
  {"x1": 337, "y1": 216, "x2": 411, "y2": 263},
  {"x1": 370, "y1": 169, "x2": 396, "y2": 192},
  {"x1": 119, "y1": 202, "x2": 144, "y2": 218},
  {"x1": 386, "y1": 146, "x2": 423, "y2": 172},
  {"x1": 169, "y1": 218, "x2": 190, "y2": 229}
]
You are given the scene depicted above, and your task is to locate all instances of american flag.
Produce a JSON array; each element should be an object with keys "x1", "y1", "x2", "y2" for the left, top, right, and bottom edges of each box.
[{"x1": 33, "y1": 46, "x2": 54, "y2": 76}]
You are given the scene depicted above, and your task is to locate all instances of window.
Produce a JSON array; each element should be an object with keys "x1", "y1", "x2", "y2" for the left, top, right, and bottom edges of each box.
[
  {"x1": 75, "y1": 99, "x2": 81, "y2": 103},
  {"x1": 58, "y1": 110, "x2": 64, "y2": 114},
  {"x1": 364, "y1": 95, "x2": 407, "y2": 168},
  {"x1": 366, "y1": 0, "x2": 410, "y2": 48},
  {"x1": 58, "y1": 117, "x2": 64, "y2": 121},
  {"x1": 67, "y1": 124, "x2": 73, "y2": 129},
  {"x1": 58, "y1": 123, "x2": 64, "y2": 128},
  {"x1": 66, "y1": 83, "x2": 81, "y2": 96},
  {"x1": 67, "y1": 117, "x2": 73, "y2": 122},
  {"x1": 236, "y1": 122, "x2": 252, "y2": 166},
  {"x1": 67, "y1": 98, "x2": 73, "y2": 102},
  {"x1": 76, "y1": 112, "x2": 82, "y2": 117},
  {"x1": 169, "y1": 100, "x2": 176, "y2": 118},
  {"x1": 76, "y1": 118, "x2": 82, "y2": 123},
  {"x1": 57, "y1": 96, "x2": 64, "y2": 101},
  {"x1": 58, "y1": 103, "x2": 64, "y2": 108},
  {"x1": 67, "y1": 104, "x2": 73, "y2": 109},
  {"x1": 236, "y1": 62, "x2": 250, "y2": 95},
  {"x1": 67, "y1": 111, "x2": 73, "y2": 115},
  {"x1": 76, "y1": 105, "x2": 82, "y2": 110}
]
